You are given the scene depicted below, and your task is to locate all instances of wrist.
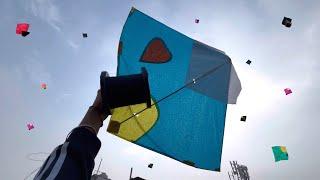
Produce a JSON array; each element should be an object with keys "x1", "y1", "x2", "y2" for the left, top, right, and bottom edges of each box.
[
  {"x1": 78, "y1": 125, "x2": 97, "y2": 134},
  {"x1": 89, "y1": 106, "x2": 105, "y2": 123},
  {"x1": 79, "y1": 106, "x2": 104, "y2": 135}
]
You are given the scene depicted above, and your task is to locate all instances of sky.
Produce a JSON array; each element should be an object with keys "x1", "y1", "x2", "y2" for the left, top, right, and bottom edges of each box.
[{"x1": 0, "y1": 0, "x2": 320, "y2": 179}]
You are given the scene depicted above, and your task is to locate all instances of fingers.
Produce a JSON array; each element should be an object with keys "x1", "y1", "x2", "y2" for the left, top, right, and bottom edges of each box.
[
  {"x1": 92, "y1": 89, "x2": 109, "y2": 120},
  {"x1": 93, "y1": 89, "x2": 103, "y2": 108}
]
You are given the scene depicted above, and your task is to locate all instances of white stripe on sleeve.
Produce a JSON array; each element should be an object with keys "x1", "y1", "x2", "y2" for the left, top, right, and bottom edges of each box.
[
  {"x1": 34, "y1": 147, "x2": 59, "y2": 180},
  {"x1": 45, "y1": 142, "x2": 70, "y2": 180}
]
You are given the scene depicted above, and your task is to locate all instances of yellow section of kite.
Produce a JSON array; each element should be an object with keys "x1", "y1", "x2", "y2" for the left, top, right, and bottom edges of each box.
[
  {"x1": 280, "y1": 146, "x2": 287, "y2": 153},
  {"x1": 108, "y1": 98, "x2": 159, "y2": 142}
]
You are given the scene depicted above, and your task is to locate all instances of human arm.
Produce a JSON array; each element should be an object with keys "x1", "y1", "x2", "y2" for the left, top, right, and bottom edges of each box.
[{"x1": 34, "y1": 90, "x2": 109, "y2": 180}]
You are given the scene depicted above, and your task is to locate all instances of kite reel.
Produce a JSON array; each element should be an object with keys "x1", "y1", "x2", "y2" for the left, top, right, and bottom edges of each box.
[{"x1": 100, "y1": 67, "x2": 151, "y2": 115}]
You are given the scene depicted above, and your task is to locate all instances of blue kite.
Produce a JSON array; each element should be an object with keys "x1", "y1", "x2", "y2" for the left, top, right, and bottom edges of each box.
[{"x1": 107, "y1": 7, "x2": 242, "y2": 171}]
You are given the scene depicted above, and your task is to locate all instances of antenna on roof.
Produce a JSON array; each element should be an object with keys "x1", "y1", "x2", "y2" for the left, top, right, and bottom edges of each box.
[
  {"x1": 228, "y1": 161, "x2": 250, "y2": 180},
  {"x1": 129, "y1": 167, "x2": 133, "y2": 180},
  {"x1": 95, "y1": 158, "x2": 103, "y2": 175}
]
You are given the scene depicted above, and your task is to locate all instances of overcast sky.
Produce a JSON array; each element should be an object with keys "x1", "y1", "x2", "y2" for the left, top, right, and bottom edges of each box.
[{"x1": 0, "y1": 0, "x2": 320, "y2": 179}]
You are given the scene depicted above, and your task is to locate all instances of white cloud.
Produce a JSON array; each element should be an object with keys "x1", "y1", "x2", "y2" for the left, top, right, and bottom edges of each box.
[
  {"x1": 55, "y1": 93, "x2": 72, "y2": 103},
  {"x1": 27, "y1": 0, "x2": 62, "y2": 32},
  {"x1": 304, "y1": 23, "x2": 318, "y2": 43},
  {"x1": 123, "y1": 144, "x2": 144, "y2": 155},
  {"x1": 67, "y1": 40, "x2": 80, "y2": 51},
  {"x1": 23, "y1": 50, "x2": 52, "y2": 85},
  {"x1": 122, "y1": 144, "x2": 155, "y2": 161}
]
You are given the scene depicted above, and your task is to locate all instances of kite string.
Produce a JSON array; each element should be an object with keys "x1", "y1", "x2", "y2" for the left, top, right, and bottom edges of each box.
[
  {"x1": 26, "y1": 152, "x2": 50, "y2": 162},
  {"x1": 24, "y1": 152, "x2": 50, "y2": 179},
  {"x1": 24, "y1": 166, "x2": 41, "y2": 180},
  {"x1": 119, "y1": 62, "x2": 228, "y2": 125},
  {"x1": 127, "y1": 105, "x2": 168, "y2": 153}
]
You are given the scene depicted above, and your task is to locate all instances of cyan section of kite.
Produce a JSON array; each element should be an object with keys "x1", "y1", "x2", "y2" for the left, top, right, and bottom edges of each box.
[
  {"x1": 272, "y1": 146, "x2": 289, "y2": 162},
  {"x1": 108, "y1": 7, "x2": 241, "y2": 171}
]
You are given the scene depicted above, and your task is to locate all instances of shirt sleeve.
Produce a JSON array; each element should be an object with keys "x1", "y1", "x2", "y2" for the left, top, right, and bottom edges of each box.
[{"x1": 33, "y1": 127, "x2": 101, "y2": 180}]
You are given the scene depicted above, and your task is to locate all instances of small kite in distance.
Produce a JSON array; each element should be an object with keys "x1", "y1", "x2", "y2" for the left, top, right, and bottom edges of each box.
[
  {"x1": 148, "y1": 163, "x2": 153, "y2": 168},
  {"x1": 41, "y1": 83, "x2": 47, "y2": 90},
  {"x1": 282, "y1": 17, "x2": 292, "y2": 28},
  {"x1": 83, "y1": 33, "x2": 88, "y2": 38},
  {"x1": 284, "y1": 88, "x2": 292, "y2": 95},
  {"x1": 246, "y1": 60, "x2": 251, "y2": 65},
  {"x1": 195, "y1": 19, "x2": 199, "y2": 23},
  {"x1": 16, "y1": 23, "x2": 30, "y2": 37},
  {"x1": 27, "y1": 123, "x2": 34, "y2": 130},
  {"x1": 272, "y1": 146, "x2": 289, "y2": 162},
  {"x1": 240, "y1": 116, "x2": 247, "y2": 122}
]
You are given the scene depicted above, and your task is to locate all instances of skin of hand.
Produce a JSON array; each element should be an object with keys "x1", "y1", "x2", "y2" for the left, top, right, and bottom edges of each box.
[{"x1": 79, "y1": 90, "x2": 109, "y2": 135}]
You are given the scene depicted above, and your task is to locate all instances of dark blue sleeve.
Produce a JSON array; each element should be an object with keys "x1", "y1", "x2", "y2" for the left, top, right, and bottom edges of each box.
[{"x1": 34, "y1": 127, "x2": 101, "y2": 180}]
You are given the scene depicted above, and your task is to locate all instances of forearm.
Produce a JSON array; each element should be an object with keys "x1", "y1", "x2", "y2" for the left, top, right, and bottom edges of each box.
[
  {"x1": 35, "y1": 90, "x2": 109, "y2": 179},
  {"x1": 79, "y1": 106, "x2": 104, "y2": 135}
]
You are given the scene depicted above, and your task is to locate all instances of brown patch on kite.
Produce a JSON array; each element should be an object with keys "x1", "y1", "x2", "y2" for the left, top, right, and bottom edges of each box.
[
  {"x1": 140, "y1": 38, "x2": 172, "y2": 63},
  {"x1": 107, "y1": 120, "x2": 121, "y2": 134}
]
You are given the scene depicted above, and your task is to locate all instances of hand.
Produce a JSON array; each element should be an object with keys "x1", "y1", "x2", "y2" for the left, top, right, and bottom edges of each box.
[
  {"x1": 92, "y1": 90, "x2": 109, "y2": 121},
  {"x1": 79, "y1": 89, "x2": 110, "y2": 135}
]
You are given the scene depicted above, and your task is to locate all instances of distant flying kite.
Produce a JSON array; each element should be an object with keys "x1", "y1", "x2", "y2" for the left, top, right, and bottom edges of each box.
[
  {"x1": 284, "y1": 88, "x2": 292, "y2": 95},
  {"x1": 41, "y1": 83, "x2": 47, "y2": 90},
  {"x1": 195, "y1": 19, "x2": 200, "y2": 23},
  {"x1": 246, "y1": 60, "x2": 251, "y2": 65},
  {"x1": 272, "y1": 146, "x2": 289, "y2": 162},
  {"x1": 83, "y1": 33, "x2": 88, "y2": 38},
  {"x1": 16, "y1": 23, "x2": 30, "y2": 37},
  {"x1": 240, "y1": 116, "x2": 247, "y2": 122},
  {"x1": 107, "y1": 7, "x2": 242, "y2": 171},
  {"x1": 27, "y1": 123, "x2": 34, "y2": 130},
  {"x1": 148, "y1": 163, "x2": 153, "y2": 168},
  {"x1": 282, "y1": 17, "x2": 292, "y2": 28}
]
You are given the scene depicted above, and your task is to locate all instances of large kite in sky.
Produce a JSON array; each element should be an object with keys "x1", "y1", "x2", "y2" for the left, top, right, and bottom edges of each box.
[{"x1": 107, "y1": 7, "x2": 241, "y2": 171}]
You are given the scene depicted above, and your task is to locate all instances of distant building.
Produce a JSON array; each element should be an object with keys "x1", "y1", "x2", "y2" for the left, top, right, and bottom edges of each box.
[
  {"x1": 228, "y1": 161, "x2": 250, "y2": 180},
  {"x1": 131, "y1": 177, "x2": 146, "y2": 180},
  {"x1": 91, "y1": 172, "x2": 111, "y2": 180},
  {"x1": 129, "y1": 167, "x2": 147, "y2": 180}
]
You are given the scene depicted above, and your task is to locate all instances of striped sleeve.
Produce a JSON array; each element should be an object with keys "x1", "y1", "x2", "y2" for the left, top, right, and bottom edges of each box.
[{"x1": 34, "y1": 127, "x2": 101, "y2": 180}]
